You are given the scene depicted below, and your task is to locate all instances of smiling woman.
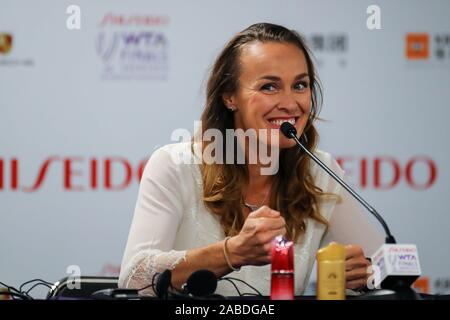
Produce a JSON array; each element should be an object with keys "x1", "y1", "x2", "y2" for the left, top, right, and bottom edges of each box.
[
  {"x1": 118, "y1": 23, "x2": 384, "y2": 297},
  {"x1": 223, "y1": 41, "x2": 312, "y2": 149}
]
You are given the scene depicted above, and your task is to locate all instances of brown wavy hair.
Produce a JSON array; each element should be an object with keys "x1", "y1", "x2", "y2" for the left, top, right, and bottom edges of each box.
[{"x1": 197, "y1": 23, "x2": 333, "y2": 242}]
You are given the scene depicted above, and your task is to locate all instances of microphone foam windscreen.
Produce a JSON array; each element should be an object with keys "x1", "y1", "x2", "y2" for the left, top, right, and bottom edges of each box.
[
  {"x1": 280, "y1": 122, "x2": 297, "y2": 138},
  {"x1": 186, "y1": 269, "x2": 217, "y2": 297},
  {"x1": 155, "y1": 269, "x2": 172, "y2": 299}
]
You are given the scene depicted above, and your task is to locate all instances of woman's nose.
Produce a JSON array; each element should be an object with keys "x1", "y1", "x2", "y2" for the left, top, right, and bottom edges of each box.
[{"x1": 276, "y1": 94, "x2": 300, "y2": 113}]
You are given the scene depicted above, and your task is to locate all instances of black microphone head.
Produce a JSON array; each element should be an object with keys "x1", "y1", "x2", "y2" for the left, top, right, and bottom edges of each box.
[
  {"x1": 280, "y1": 122, "x2": 297, "y2": 138},
  {"x1": 185, "y1": 269, "x2": 217, "y2": 297},
  {"x1": 155, "y1": 269, "x2": 172, "y2": 299}
]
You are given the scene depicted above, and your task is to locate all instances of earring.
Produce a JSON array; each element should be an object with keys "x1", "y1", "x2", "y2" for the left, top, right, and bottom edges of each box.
[{"x1": 228, "y1": 106, "x2": 236, "y2": 112}]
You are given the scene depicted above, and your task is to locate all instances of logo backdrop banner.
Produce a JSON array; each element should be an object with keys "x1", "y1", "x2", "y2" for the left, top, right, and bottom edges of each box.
[{"x1": 1, "y1": 0, "x2": 449, "y2": 295}]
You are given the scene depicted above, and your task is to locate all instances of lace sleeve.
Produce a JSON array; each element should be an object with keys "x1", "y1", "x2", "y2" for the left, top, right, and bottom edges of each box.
[
  {"x1": 118, "y1": 145, "x2": 187, "y2": 295},
  {"x1": 119, "y1": 249, "x2": 187, "y2": 296}
]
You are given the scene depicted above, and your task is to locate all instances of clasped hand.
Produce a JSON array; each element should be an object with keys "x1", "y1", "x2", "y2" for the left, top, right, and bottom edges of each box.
[{"x1": 226, "y1": 206, "x2": 370, "y2": 290}]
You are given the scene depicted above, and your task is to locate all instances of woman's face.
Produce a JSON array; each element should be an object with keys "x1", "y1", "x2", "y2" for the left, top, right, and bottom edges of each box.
[{"x1": 223, "y1": 41, "x2": 312, "y2": 149}]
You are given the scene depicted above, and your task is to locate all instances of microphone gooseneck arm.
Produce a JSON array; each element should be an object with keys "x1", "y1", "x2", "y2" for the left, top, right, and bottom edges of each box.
[{"x1": 280, "y1": 122, "x2": 396, "y2": 244}]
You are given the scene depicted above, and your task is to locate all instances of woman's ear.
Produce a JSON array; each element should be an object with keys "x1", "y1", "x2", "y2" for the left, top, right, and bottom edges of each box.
[{"x1": 222, "y1": 93, "x2": 236, "y2": 111}]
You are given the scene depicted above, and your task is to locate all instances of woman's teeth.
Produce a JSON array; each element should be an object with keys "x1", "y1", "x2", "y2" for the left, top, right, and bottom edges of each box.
[{"x1": 269, "y1": 118, "x2": 296, "y2": 126}]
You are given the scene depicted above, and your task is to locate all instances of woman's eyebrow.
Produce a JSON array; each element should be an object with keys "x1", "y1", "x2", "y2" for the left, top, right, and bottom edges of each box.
[
  {"x1": 294, "y1": 73, "x2": 310, "y2": 80},
  {"x1": 257, "y1": 73, "x2": 309, "y2": 81}
]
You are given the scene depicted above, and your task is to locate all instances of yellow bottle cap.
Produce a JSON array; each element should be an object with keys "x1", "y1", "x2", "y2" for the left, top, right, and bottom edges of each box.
[{"x1": 317, "y1": 242, "x2": 345, "y2": 261}]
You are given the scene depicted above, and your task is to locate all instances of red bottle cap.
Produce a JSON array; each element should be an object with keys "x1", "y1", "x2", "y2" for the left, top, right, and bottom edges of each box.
[{"x1": 271, "y1": 235, "x2": 294, "y2": 273}]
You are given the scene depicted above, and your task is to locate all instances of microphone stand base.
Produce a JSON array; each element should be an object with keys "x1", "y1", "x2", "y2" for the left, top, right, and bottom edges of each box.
[{"x1": 356, "y1": 287, "x2": 422, "y2": 300}]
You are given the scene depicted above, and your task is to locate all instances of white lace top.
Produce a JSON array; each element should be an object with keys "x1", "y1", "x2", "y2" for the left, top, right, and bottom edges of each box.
[{"x1": 118, "y1": 142, "x2": 384, "y2": 296}]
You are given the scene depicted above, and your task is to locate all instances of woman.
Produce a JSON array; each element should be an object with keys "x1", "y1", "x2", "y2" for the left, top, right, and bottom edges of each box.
[{"x1": 118, "y1": 23, "x2": 383, "y2": 296}]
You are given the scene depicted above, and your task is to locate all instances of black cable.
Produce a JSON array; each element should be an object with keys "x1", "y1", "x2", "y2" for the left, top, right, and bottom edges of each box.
[
  {"x1": 219, "y1": 278, "x2": 242, "y2": 296},
  {"x1": 25, "y1": 282, "x2": 52, "y2": 295},
  {"x1": 0, "y1": 281, "x2": 25, "y2": 300},
  {"x1": 0, "y1": 281, "x2": 32, "y2": 300},
  {"x1": 221, "y1": 277, "x2": 263, "y2": 296},
  {"x1": 91, "y1": 272, "x2": 159, "y2": 299},
  {"x1": 1, "y1": 278, "x2": 55, "y2": 300},
  {"x1": 0, "y1": 281, "x2": 21, "y2": 294},
  {"x1": 19, "y1": 279, "x2": 53, "y2": 293},
  {"x1": 0, "y1": 291, "x2": 31, "y2": 300},
  {"x1": 136, "y1": 272, "x2": 160, "y2": 293}
]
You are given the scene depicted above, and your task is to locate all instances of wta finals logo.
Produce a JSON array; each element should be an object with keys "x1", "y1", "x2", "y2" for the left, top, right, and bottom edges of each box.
[{"x1": 96, "y1": 13, "x2": 169, "y2": 81}]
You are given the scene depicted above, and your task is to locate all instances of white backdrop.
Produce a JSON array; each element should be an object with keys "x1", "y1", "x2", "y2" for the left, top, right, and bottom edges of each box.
[{"x1": 1, "y1": 0, "x2": 449, "y2": 296}]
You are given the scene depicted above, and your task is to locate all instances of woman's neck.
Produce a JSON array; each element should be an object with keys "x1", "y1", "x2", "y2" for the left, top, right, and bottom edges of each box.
[{"x1": 247, "y1": 163, "x2": 273, "y2": 190}]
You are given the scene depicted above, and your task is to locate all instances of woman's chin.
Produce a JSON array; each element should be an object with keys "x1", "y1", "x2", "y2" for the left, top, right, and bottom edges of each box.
[
  {"x1": 278, "y1": 140, "x2": 297, "y2": 149},
  {"x1": 257, "y1": 139, "x2": 297, "y2": 151}
]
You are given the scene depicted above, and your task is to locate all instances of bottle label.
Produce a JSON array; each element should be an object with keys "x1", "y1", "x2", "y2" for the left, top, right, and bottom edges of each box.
[{"x1": 317, "y1": 261, "x2": 345, "y2": 300}]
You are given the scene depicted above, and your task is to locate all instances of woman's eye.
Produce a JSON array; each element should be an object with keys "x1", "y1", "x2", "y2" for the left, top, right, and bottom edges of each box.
[
  {"x1": 294, "y1": 81, "x2": 309, "y2": 91},
  {"x1": 261, "y1": 83, "x2": 277, "y2": 92}
]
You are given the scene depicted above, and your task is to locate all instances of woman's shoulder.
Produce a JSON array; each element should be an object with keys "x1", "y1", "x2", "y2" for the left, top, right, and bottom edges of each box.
[
  {"x1": 152, "y1": 141, "x2": 192, "y2": 153},
  {"x1": 143, "y1": 141, "x2": 201, "y2": 183},
  {"x1": 149, "y1": 141, "x2": 198, "y2": 164}
]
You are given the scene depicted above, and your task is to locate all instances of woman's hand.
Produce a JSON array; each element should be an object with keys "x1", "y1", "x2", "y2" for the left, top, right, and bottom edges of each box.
[
  {"x1": 226, "y1": 206, "x2": 286, "y2": 268},
  {"x1": 345, "y1": 245, "x2": 371, "y2": 290}
]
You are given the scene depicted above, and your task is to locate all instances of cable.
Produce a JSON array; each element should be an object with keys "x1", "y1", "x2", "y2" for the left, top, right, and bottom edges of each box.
[
  {"x1": 0, "y1": 281, "x2": 31, "y2": 300},
  {"x1": 19, "y1": 278, "x2": 53, "y2": 293},
  {"x1": 0, "y1": 281, "x2": 21, "y2": 294},
  {"x1": 1, "y1": 278, "x2": 55, "y2": 300},
  {"x1": 219, "y1": 278, "x2": 242, "y2": 296},
  {"x1": 25, "y1": 282, "x2": 53, "y2": 295},
  {"x1": 0, "y1": 291, "x2": 31, "y2": 300},
  {"x1": 220, "y1": 277, "x2": 263, "y2": 296},
  {"x1": 20, "y1": 279, "x2": 53, "y2": 300},
  {"x1": 136, "y1": 272, "x2": 160, "y2": 293},
  {"x1": 1, "y1": 281, "x2": 20, "y2": 300}
]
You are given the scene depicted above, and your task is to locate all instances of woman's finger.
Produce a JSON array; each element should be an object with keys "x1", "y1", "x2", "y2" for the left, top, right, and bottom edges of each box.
[
  {"x1": 345, "y1": 257, "x2": 370, "y2": 271},
  {"x1": 259, "y1": 228, "x2": 287, "y2": 244},
  {"x1": 248, "y1": 206, "x2": 280, "y2": 219},
  {"x1": 346, "y1": 268, "x2": 369, "y2": 282},
  {"x1": 345, "y1": 245, "x2": 364, "y2": 259},
  {"x1": 346, "y1": 279, "x2": 367, "y2": 290},
  {"x1": 254, "y1": 217, "x2": 285, "y2": 232}
]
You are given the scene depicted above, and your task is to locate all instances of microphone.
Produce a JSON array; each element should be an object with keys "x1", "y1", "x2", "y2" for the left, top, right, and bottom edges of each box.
[
  {"x1": 281, "y1": 122, "x2": 396, "y2": 244},
  {"x1": 90, "y1": 269, "x2": 220, "y2": 300},
  {"x1": 155, "y1": 269, "x2": 172, "y2": 299},
  {"x1": 183, "y1": 269, "x2": 218, "y2": 297},
  {"x1": 155, "y1": 269, "x2": 220, "y2": 300},
  {"x1": 280, "y1": 122, "x2": 422, "y2": 299},
  {"x1": 91, "y1": 288, "x2": 141, "y2": 300}
]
